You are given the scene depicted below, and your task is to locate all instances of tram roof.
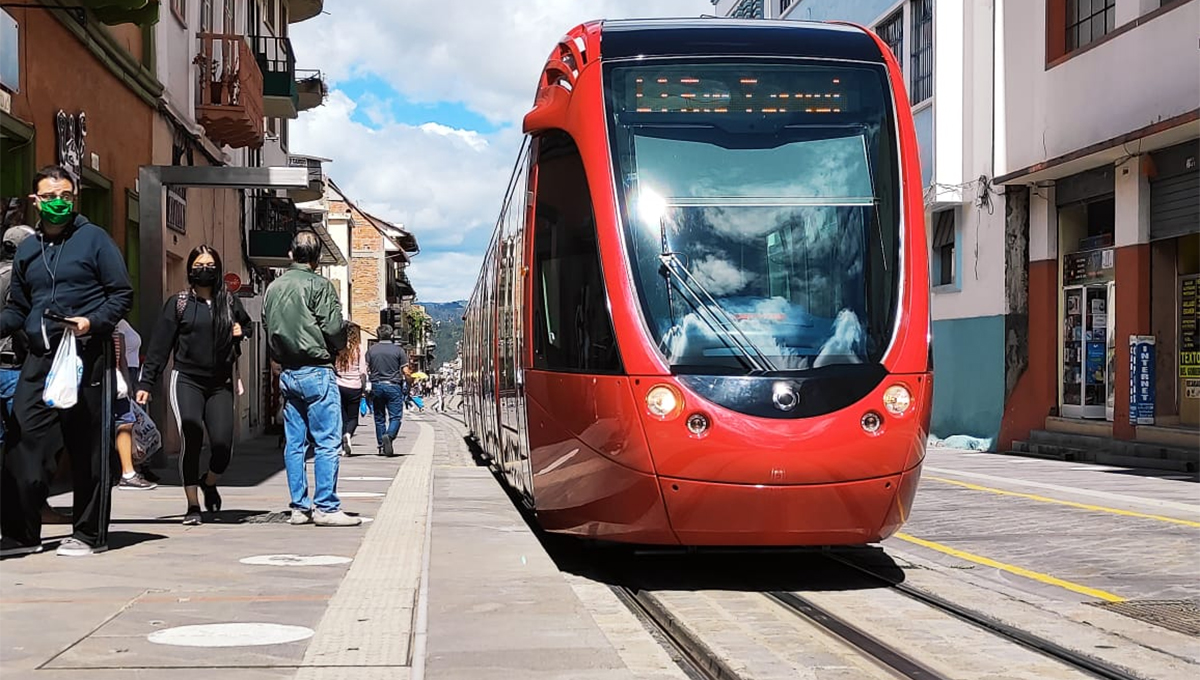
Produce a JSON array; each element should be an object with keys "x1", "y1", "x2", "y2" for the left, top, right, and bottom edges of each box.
[{"x1": 598, "y1": 18, "x2": 885, "y2": 64}]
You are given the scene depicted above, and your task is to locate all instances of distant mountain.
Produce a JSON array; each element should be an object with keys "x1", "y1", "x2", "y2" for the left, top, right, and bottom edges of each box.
[{"x1": 422, "y1": 300, "x2": 467, "y2": 368}]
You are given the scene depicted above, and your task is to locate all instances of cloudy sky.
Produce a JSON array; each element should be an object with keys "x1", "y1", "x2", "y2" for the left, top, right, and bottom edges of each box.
[{"x1": 290, "y1": 0, "x2": 709, "y2": 302}]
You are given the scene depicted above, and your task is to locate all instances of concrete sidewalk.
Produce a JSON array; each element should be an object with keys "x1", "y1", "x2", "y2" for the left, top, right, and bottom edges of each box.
[
  {"x1": 0, "y1": 414, "x2": 432, "y2": 679},
  {"x1": 1, "y1": 411, "x2": 658, "y2": 680}
]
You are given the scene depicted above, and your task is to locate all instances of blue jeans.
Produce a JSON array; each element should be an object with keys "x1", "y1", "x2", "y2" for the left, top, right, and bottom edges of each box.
[
  {"x1": 372, "y1": 382, "x2": 405, "y2": 446},
  {"x1": 280, "y1": 366, "x2": 343, "y2": 513},
  {"x1": 0, "y1": 367, "x2": 19, "y2": 446}
]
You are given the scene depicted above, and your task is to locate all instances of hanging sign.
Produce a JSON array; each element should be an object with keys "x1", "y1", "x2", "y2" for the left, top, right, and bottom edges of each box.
[
  {"x1": 1129, "y1": 336, "x2": 1156, "y2": 426},
  {"x1": 224, "y1": 272, "x2": 242, "y2": 293}
]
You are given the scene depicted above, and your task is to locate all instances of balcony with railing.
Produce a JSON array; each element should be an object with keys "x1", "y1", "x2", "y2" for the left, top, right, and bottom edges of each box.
[
  {"x1": 195, "y1": 33, "x2": 265, "y2": 149},
  {"x1": 251, "y1": 35, "x2": 328, "y2": 119},
  {"x1": 249, "y1": 194, "x2": 346, "y2": 268}
]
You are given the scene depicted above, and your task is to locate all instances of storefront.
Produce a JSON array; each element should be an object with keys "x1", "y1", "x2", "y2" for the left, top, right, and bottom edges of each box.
[
  {"x1": 1055, "y1": 167, "x2": 1117, "y2": 421},
  {"x1": 1148, "y1": 141, "x2": 1200, "y2": 427}
]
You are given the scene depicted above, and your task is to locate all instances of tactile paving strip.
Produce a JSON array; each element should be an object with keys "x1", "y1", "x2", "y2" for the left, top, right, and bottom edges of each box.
[{"x1": 1088, "y1": 600, "x2": 1200, "y2": 637}]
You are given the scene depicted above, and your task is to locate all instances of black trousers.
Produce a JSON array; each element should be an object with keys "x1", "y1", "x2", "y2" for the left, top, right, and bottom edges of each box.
[
  {"x1": 1, "y1": 337, "x2": 114, "y2": 547},
  {"x1": 169, "y1": 371, "x2": 235, "y2": 487},
  {"x1": 339, "y1": 386, "x2": 362, "y2": 437}
]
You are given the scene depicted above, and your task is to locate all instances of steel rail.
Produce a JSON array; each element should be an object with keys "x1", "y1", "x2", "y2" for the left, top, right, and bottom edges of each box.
[
  {"x1": 825, "y1": 553, "x2": 1145, "y2": 680},
  {"x1": 611, "y1": 586, "x2": 745, "y2": 680},
  {"x1": 766, "y1": 591, "x2": 950, "y2": 680}
]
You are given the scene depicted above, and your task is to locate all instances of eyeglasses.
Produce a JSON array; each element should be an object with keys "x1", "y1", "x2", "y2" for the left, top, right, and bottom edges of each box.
[
  {"x1": 36, "y1": 192, "x2": 76, "y2": 202},
  {"x1": 192, "y1": 264, "x2": 217, "y2": 271}
]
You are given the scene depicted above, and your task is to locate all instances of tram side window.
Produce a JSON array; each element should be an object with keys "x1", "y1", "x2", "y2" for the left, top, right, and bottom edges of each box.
[{"x1": 531, "y1": 131, "x2": 622, "y2": 373}]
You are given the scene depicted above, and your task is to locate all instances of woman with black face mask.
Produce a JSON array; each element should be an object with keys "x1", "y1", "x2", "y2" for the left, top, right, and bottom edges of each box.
[{"x1": 136, "y1": 245, "x2": 252, "y2": 525}]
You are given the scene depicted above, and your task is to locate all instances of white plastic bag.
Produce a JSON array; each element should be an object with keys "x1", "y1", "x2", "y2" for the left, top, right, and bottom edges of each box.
[
  {"x1": 130, "y1": 401, "x2": 161, "y2": 464},
  {"x1": 115, "y1": 368, "x2": 129, "y2": 398},
  {"x1": 43, "y1": 335, "x2": 82, "y2": 409}
]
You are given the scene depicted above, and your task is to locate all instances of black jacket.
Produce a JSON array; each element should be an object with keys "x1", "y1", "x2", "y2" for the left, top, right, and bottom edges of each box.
[
  {"x1": 138, "y1": 291, "x2": 253, "y2": 390},
  {"x1": 0, "y1": 215, "x2": 133, "y2": 355}
]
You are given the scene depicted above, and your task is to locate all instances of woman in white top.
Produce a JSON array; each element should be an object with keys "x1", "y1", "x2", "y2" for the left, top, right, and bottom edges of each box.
[
  {"x1": 334, "y1": 323, "x2": 368, "y2": 456},
  {"x1": 114, "y1": 319, "x2": 156, "y2": 489}
]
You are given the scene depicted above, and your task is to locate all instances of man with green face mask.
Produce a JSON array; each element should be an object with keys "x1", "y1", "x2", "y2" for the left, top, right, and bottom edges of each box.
[{"x1": 0, "y1": 165, "x2": 134, "y2": 558}]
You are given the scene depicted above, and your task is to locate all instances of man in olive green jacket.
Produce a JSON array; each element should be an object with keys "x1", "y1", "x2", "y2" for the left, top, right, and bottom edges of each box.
[{"x1": 263, "y1": 231, "x2": 359, "y2": 527}]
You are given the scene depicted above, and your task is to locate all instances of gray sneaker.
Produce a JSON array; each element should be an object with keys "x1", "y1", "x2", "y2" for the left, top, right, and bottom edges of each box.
[
  {"x1": 119, "y1": 473, "x2": 158, "y2": 490},
  {"x1": 314, "y1": 510, "x2": 362, "y2": 527},
  {"x1": 56, "y1": 538, "x2": 104, "y2": 557},
  {"x1": 289, "y1": 509, "x2": 313, "y2": 525}
]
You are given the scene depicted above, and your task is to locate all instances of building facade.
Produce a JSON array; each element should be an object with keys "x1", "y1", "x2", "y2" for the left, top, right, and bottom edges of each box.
[
  {"x1": 715, "y1": 0, "x2": 1010, "y2": 442},
  {"x1": 996, "y1": 0, "x2": 1199, "y2": 448},
  {"x1": 1, "y1": 2, "x2": 158, "y2": 278}
]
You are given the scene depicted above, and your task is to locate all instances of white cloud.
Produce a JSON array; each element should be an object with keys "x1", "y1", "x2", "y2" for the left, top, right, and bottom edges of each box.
[
  {"x1": 292, "y1": 0, "x2": 709, "y2": 125},
  {"x1": 290, "y1": 0, "x2": 710, "y2": 302}
]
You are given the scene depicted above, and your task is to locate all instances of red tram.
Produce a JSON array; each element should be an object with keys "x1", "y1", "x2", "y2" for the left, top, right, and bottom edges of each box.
[{"x1": 461, "y1": 19, "x2": 931, "y2": 546}]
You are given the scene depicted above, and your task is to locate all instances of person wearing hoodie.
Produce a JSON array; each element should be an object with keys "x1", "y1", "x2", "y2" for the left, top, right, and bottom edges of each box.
[{"x1": 0, "y1": 165, "x2": 134, "y2": 558}]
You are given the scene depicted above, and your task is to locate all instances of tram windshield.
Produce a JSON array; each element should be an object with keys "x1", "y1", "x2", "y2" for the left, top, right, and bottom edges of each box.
[{"x1": 605, "y1": 60, "x2": 901, "y2": 374}]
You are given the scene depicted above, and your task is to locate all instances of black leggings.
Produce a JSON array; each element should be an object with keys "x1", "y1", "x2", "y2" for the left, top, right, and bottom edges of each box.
[
  {"x1": 339, "y1": 386, "x2": 362, "y2": 437},
  {"x1": 170, "y1": 371, "x2": 234, "y2": 486}
]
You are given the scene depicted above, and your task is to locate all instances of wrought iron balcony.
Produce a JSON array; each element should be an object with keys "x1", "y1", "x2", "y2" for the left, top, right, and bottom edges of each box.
[
  {"x1": 296, "y1": 70, "x2": 328, "y2": 112},
  {"x1": 251, "y1": 34, "x2": 297, "y2": 118},
  {"x1": 249, "y1": 195, "x2": 345, "y2": 268},
  {"x1": 195, "y1": 33, "x2": 264, "y2": 149}
]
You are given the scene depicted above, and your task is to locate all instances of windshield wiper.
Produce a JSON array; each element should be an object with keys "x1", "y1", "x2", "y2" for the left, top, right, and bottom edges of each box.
[{"x1": 658, "y1": 251, "x2": 775, "y2": 374}]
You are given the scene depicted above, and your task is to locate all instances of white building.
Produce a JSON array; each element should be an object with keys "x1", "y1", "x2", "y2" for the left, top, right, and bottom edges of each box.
[
  {"x1": 714, "y1": 0, "x2": 1010, "y2": 442},
  {"x1": 995, "y1": 0, "x2": 1199, "y2": 450}
]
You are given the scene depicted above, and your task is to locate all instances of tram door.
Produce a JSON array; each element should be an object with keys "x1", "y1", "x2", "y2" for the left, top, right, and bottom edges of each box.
[{"x1": 497, "y1": 145, "x2": 535, "y2": 503}]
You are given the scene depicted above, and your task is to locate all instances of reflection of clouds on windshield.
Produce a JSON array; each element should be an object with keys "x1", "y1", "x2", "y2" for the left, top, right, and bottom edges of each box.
[
  {"x1": 814, "y1": 309, "x2": 867, "y2": 367},
  {"x1": 638, "y1": 134, "x2": 872, "y2": 201},
  {"x1": 691, "y1": 256, "x2": 751, "y2": 296},
  {"x1": 662, "y1": 298, "x2": 868, "y2": 369}
]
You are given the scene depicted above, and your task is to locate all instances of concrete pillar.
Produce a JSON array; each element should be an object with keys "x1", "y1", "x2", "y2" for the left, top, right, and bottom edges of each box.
[
  {"x1": 1113, "y1": 157, "x2": 1153, "y2": 440},
  {"x1": 1000, "y1": 186, "x2": 1059, "y2": 449}
]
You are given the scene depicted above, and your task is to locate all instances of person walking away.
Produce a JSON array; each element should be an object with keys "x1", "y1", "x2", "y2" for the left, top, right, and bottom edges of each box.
[
  {"x1": 113, "y1": 320, "x2": 155, "y2": 490},
  {"x1": 0, "y1": 225, "x2": 35, "y2": 449},
  {"x1": 334, "y1": 322, "x2": 367, "y2": 457},
  {"x1": 366, "y1": 325, "x2": 409, "y2": 457},
  {"x1": 263, "y1": 231, "x2": 359, "y2": 527},
  {"x1": 0, "y1": 165, "x2": 134, "y2": 557},
  {"x1": 136, "y1": 245, "x2": 251, "y2": 525}
]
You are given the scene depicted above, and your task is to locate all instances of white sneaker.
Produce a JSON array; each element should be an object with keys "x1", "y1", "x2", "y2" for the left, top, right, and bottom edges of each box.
[
  {"x1": 314, "y1": 510, "x2": 362, "y2": 527},
  {"x1": 56, "y1": 538, "x2": 104, "y2": 557},
  {"x1": 341, "y1": 434, "x2": 352, "y2": 457},
  {"x1": 288, "y1": 509, "x2": 313, "y2": 525}
]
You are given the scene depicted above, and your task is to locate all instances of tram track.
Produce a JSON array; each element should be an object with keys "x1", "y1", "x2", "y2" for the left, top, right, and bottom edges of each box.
[{"x1": 823, "y1": 553, "x2": 1145, "y2": 680}]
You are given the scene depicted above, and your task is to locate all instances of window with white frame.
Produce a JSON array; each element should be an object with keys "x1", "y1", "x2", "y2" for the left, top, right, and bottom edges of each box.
[
  {"x1": 910, "y1": 0, "x2": 932, "y2": 103},
  {"x1": 779, "y1": 0, "x2": 796, "y2": 15},
  {"x1": 876, "y1": 9, "x2": 903, "y2": 72},
  {"x1": 932, "y1": 209, "x2": 956, "y2": 287}
]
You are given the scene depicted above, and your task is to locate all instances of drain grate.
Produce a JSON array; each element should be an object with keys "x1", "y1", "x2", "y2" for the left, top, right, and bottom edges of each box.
[
  {"x1": 239, "y1": 511, "x2": 294, "y2": 525},
  {"x1": 1088, "y1": 599, "x2": 1200, "y2": 637}
]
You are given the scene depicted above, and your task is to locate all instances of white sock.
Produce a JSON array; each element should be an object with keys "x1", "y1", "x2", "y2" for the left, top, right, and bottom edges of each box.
[{"x1": 122, "y1": 471, "x2": 136, "y2": 480}]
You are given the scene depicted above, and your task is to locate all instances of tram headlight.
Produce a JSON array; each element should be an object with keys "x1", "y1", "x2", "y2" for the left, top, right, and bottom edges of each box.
[
  {"x1": 861, "y1": 411, "x2": 883, "y2": 434},
  {"x1": 882, "y1": 385, "x2": 913, "y2": 416},
  {"x1": 686, "y1": 413, "x2": 710, "y2": 436},
  {"x1": 645, "y1": 384, "x2": 683, "y2": 420}
]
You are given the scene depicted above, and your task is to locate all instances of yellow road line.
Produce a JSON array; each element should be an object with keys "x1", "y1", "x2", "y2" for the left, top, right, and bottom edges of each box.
[
  {"x1": 927, "y1": 476, "x2": 1200, "y2": 529},
  {"x1": 893, "y1": 532, "x2": 1126, "y2": 602}
]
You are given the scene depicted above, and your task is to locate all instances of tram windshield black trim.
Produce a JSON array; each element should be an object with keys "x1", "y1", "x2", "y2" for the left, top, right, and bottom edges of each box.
[{"x1": 605, "y1": 58, "x2": 900, "y2": 376}]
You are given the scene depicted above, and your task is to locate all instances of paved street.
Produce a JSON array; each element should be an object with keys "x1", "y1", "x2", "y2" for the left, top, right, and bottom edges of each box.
[{"x1": 1, "y1": 415, "x2": 1197, "y2": 679}]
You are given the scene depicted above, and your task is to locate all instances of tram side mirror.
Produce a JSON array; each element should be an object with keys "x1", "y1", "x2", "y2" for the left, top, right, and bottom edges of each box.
[{"x1": 522, "y1": 85, "x2": 571, "y2": 134}]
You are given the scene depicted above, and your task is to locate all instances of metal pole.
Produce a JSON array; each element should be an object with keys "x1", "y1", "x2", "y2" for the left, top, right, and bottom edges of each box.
[{"x1": 96, "y1": 335, "x2": 114, "y2": 549}]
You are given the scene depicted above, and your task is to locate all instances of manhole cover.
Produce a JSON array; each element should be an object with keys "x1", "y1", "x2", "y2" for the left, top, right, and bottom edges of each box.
[{"x1": 1088, "y1": 599, "x2": 1200, "y2": 637}]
